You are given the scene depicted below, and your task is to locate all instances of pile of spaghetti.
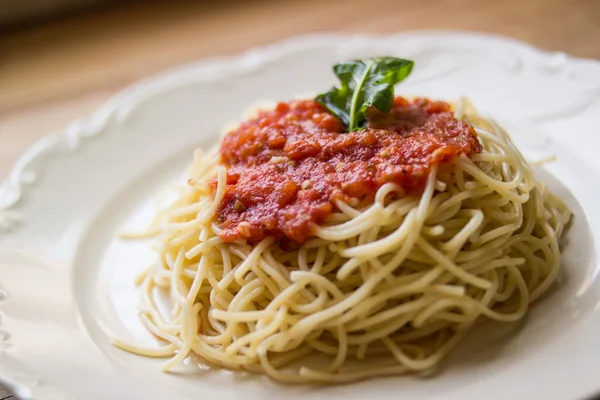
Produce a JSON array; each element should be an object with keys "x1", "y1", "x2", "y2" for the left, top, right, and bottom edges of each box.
[{"x1": 115, "y1": 95, "x2": 571, "y2": 383}]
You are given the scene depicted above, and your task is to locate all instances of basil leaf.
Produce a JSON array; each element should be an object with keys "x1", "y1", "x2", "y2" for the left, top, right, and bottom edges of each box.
[{"x1": 316, "y1": 57, "x2": 414, "y2": 132}]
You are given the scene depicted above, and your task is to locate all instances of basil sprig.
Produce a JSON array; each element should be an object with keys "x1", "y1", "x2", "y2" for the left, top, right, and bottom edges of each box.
[{"x1": 316, "y1": 57, "x2": 414, "y2": 132}]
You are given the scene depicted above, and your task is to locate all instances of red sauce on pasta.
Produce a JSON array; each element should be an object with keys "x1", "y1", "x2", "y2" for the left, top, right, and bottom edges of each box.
[{"x1": 214, "y1": 97, "x2": 481, "y2": 243}]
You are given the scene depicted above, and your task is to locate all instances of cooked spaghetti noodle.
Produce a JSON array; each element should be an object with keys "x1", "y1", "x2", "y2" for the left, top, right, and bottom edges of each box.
[{"x1": 113, "y1": 98, "x2": 571, "y2": 383}]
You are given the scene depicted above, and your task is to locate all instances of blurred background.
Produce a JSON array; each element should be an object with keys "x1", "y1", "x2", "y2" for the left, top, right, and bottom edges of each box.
[{"x1": 0, "y1": 0, "x2": 599, "y2": 396}]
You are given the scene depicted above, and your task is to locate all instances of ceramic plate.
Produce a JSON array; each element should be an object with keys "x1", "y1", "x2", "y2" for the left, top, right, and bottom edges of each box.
[{"x1": 1, "y1": 32, "x2": 599, "y2": 400}]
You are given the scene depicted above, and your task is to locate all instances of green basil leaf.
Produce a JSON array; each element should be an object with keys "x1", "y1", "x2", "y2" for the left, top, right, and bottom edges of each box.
[{"x1": 316, "y1": 57, "x2": 414, "y2": 132}]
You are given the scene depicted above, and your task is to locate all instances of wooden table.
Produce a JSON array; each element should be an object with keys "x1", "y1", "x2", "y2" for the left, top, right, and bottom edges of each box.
[{"x1": 0, "y1": 0, "x2": 599, "y2": 398}]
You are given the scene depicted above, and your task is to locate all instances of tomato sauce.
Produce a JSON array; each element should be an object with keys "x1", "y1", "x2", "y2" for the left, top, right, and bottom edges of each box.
[{"x1": 213, "y1": 97, "x2": 481, "y2": 243}]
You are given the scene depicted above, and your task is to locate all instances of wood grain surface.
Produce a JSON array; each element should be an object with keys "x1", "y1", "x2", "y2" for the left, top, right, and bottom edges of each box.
[{"x1": 0, "y1": 0, "x2": 599, "y2": 398}]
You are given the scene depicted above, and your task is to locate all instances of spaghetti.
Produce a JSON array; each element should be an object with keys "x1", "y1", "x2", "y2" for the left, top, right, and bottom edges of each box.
[{"x1": 114, "y1": 97, "x2": 571, "y2": 383}]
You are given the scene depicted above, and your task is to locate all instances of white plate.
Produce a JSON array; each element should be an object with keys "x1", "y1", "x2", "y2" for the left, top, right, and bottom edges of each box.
[{"x1": 1, "y1": 32, "x2": 600, "y2": 400}]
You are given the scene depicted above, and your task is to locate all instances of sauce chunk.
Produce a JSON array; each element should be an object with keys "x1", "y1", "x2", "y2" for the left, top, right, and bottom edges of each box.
[{"x1": 215, "y1": 98, "x2": 481, "y2": 243}]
